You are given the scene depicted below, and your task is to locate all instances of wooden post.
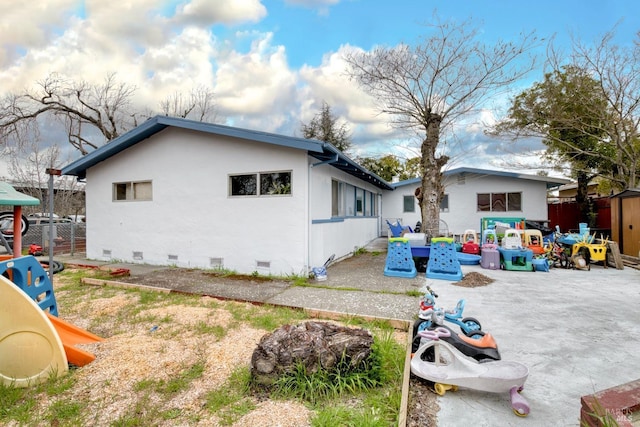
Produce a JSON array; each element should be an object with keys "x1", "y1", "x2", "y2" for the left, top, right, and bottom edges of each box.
[
  {"x1": 12, "y1": 205, "x2": 22, "y2": 258},
  {"x1": 606, "y1": 241, "x2": 624, "y2": 270}
]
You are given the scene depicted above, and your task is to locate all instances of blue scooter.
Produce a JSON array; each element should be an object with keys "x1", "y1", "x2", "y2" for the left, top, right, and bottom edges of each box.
[{"x1": 415, "y1": 286, "x2": 483, "y2": 338}]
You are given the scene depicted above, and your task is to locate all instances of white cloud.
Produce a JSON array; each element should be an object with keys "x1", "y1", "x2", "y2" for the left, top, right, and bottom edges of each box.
[
  {"x1": 0, "y1": 0, "x2": 77, "y2": 67},
  {"x1": 213, "y1": 32, "x2": 298, "y2": 132},
  {"x1": 174, "y1": 0, "x2": 267, "y2": 26}
]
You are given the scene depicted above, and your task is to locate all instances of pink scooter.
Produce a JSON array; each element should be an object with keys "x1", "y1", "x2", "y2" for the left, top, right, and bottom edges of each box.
[{"x1": 411, "y1": 327, "x2": 530, "y2": 417}]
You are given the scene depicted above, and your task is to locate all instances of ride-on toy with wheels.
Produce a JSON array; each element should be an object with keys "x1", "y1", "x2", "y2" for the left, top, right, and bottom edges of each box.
[
  {"x1": 411, "y1": 327, "x2": 530, "y2": 417},
  {"x1": 416, "y1": 286, "x2": 483, "y2": 338},
  {"x1": 411, "y1": 315, "x2": 501, "y2": 362}
]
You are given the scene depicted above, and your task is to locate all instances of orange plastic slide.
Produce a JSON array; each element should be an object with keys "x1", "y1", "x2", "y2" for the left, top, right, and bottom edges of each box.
[{"x1": 46, "y1": 313, "x2": 103, "y2": 367}]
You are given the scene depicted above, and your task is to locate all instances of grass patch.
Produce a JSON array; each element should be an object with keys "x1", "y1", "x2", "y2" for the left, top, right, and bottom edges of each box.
[{"x1": 206, "y1": 368, "x2": 255, "y2": 425}]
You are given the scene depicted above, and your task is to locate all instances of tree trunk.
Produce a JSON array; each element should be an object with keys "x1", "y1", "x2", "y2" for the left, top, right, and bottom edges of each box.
[
  {"x1": 575, "y1": 170, "x2": 590, "y2": 225},
  {"x1": 419, "y1": 114, "x2": 448, "y2": 239},
  {"x1": 250, "y1": 321, "x2": 374, "y2": 387}
]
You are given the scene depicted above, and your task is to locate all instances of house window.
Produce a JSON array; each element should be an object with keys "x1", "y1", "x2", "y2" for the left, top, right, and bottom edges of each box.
[
  {"x1": 403, "y1": 195, "x2": 415, "y2": 213},
  {"x1": 331, "y1": 180, "x2": 377, "y2": 218},
  {"x1": 260, "y1": 171, "x2": 291, "y2": 195},
  {"x1": 230, "y1": 174, "x2": 257, "y2": 196},
  {"x1": 345, "y1": 184, "x2": 355, "y2": 216},
  {"x1": 331, "y1": 180, "x2": 343, "y2": 216},
  {"x1": 113, "y1": 181, "x2": 152, "y2": 201},
  {"x1": 356, "y1": 188, "x2": 364, "y2": 216},
  {"x1": 440, "y1": 194, "x2": 449, "y2": 212},
  {"x1": 477, "y1": 192, "x2": 522, "y2": 212},
  {"x1": 230, "y1": 171, "x2": 291, "y2": 196}
]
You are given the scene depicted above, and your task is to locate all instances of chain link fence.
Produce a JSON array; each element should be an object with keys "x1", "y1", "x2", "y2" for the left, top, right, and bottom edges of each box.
[{"x1": 21, "y1": 222, "x2": 86, "y2": 255}]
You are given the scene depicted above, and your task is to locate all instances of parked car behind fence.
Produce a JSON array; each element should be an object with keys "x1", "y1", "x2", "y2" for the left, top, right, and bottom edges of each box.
[{"x1": 21, "y1": 222, "x2": 86, "y2": 255}]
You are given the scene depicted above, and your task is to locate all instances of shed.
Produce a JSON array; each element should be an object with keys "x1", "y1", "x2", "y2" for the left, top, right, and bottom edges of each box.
[{"x1": 610, "y1": 188, "x2": 640, "y2": 257}]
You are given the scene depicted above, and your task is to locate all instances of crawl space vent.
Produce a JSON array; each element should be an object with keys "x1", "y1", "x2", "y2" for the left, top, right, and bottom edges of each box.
[{"x1": 256, "y1": 260, "x2": 271, "y2": 269}]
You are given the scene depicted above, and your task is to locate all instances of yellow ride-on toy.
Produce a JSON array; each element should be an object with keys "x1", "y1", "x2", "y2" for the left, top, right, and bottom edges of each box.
[{"x1": 570, "y1": 233, "x2": 608, "y2": 270}]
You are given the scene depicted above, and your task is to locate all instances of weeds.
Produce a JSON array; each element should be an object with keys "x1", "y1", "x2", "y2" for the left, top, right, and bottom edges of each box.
[{"x1": 265, "y1": 327, "x2": 404, "y2": 425}]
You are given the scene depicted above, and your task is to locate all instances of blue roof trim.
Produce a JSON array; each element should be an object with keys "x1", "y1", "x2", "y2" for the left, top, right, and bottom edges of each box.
[
  {"x1": 391, "y1": 167, "x2": 571, "y2": 189},
  {"x1": 61, "y1": 115, "x2": 393, "y2": 190}
]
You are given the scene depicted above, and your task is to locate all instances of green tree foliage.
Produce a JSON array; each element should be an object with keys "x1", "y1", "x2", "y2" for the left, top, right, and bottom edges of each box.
[
  {"x1": 301, "y1": 101, "x2": 352, "y2": 153},
  {"x1": 344, "y1": 15, "x2": 539, "y2": 234},
  {"x1": 494, "y1": 28, "x2": 640, "y2": 194},
  {"x1": 494, "y1": 65, "x2": 612, "y2": 222},
  {"x1": 356, "y1": 155, "x2": 421, "y2": 182}
]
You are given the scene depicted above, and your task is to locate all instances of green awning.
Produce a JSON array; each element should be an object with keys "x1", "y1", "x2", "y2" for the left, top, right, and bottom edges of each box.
[{"x1": 0, "y1": 182, "x2": 40, "y2": 206}]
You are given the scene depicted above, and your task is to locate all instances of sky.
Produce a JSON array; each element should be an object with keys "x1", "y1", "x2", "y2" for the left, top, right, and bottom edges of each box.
[{"x1": 1, "y1": 0, "x2": 638, "y2": 178}]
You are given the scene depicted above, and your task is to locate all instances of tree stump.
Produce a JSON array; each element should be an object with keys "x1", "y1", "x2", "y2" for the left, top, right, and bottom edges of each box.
[{"x1": 250, "y1": 321, "x2": 374, "y2": 386}]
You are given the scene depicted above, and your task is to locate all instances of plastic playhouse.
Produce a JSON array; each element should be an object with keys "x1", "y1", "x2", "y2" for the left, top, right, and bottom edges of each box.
[
  {"x1": 497, "y1": 229, "x2": 533, "y2": 271},
  {"x1": 0, "y1": 182, "x2": 102, "y2": 388}
]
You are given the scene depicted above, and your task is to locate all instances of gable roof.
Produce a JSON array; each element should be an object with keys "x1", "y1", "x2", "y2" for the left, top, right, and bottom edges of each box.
[
  {"x1": 389, "y1": 167, "x2": 572, "y2": 190},
  {"x1": 61, "y1": 115, "x2": 393, "y2": 190}
]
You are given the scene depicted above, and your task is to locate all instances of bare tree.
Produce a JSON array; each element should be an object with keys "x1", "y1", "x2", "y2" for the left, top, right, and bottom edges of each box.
[
  {"x1": 343, "y1": 15, "x2": 540, "y2": 235},
  {"x1": 0, "y1": 73, "x2": 138, "y2": 155},
  {"x1": 0, "y1": 73, "x2": 220, "y2": 158},
  {"x1": 159, "y1": 85, "x2": 218, "y2": 123},
  {"x1": 3, "y1": 122, "x2": 83, "y2": 216}
]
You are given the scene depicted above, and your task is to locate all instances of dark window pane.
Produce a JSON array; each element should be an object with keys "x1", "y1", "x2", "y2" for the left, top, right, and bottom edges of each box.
[
  {"x1": 508, "y1": 192, "x2": 522, "y2": 211},
  {"x1": 403, "y1": 195, "x2": 415, "y2": 212},
  {"x1": 440, "y1": 194, "x2": 449, "y2": 212},
  {"x1": 114, "y1": 183, "x2": 127, "y2": 200},
  {"x1": 492, "y1": 193, "x2": 506, "y2": 211},
  {"x1": 230, "y1": 174, "x2": 257, "y2": 196},
  {"x1": 477, "y1": 193, "x2": 490, "y2": 211},
  {"x1": 260, "y1": 172, "x2": 291, "y2": 195}
]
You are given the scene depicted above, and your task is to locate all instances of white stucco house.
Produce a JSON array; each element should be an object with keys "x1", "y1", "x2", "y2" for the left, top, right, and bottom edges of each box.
[
  {"x1": 61, "y1": 116, "x2": 572, "y2": 274},
  {"x1": 381, "y1": 168, "x2": 571, "y2": 237},
  {"x1": 61, "y1": 115, "x2": 392, "y2": 276}
]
